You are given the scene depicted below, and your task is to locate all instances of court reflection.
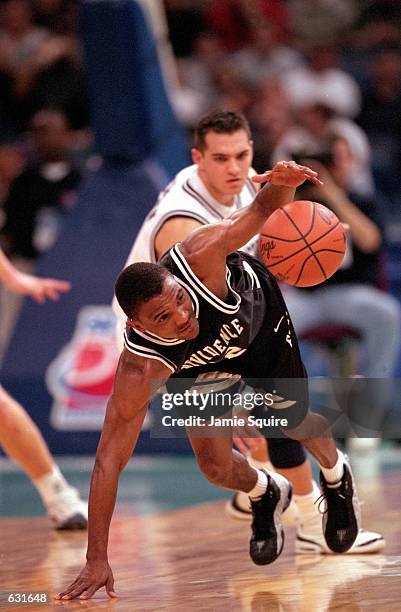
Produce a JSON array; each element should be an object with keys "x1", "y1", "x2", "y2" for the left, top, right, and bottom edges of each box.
[{"x1": 228, "y1": 555, "x2": 396, "y2": 611}]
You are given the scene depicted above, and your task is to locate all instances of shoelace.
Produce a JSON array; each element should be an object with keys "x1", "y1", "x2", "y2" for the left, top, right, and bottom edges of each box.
[
  {"x1": 315, "y1": 487, "x2": 351, "y2": 530},
  {"x1": 314, "y1": 489, "x2": 347, "y2": 515}
]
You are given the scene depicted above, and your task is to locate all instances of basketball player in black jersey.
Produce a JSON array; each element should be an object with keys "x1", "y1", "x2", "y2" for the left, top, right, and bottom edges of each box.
[{"x1": 56, "y1": 161, "x2": 361, "y2": 601}]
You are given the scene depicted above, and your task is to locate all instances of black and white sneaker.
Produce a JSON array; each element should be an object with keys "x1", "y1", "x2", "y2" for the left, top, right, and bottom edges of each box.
[
  {"x1": 249, "y1": 471, "x2": 292, "y2": 565},
  {"x1": 319, "y1": 457, "x2": 361, "y2": 553}
]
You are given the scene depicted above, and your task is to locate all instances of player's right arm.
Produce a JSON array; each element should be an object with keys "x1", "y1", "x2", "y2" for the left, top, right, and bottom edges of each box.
[
  {"x1": 180, "y1": 161, "x2": 322, "y2": 286},
  {"x1": 56, "y1": 350, "x2": 171, "y2": 601}
]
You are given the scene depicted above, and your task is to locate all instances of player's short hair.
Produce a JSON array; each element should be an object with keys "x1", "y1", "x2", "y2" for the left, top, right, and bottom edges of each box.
[
  {"x1": 115, "y1": 262, "x2": 170, "y2": 319},
  {"x1": 194, "y1": 110, "x2": 251, "y2": 151}
]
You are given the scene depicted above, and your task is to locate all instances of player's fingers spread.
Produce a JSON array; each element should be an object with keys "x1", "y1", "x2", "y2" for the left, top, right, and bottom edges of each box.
[
  {"x1": 55, "y1": 582, "x2": 77, "y2": 598},
  {"x1": 61, "y1": 582, "x2": 87, "y2": 600},
  {"x1": 47, "y1": 279, "x2": 71, "y2": 293},
  {"x1": 45, "y1": 287, "x2": 61, "y2": 301},
  {"x1": 79, "y1": 585, "x2": 98, "y2": 600},
  {"x1": 34, "y1": 292, "x2": 45, "y2": 304}
]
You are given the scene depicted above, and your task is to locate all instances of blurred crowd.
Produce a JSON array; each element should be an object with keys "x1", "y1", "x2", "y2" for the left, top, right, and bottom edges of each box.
[
  {"x1": 0, "y1": 0, "x2": 90, "y2": 357},
  {"x1": 166, "y1": 0, "x2": 401, "y2": 222},
  {"x1": 0, "y1": 0, "x2": 90, "y2": 260},
  {"x1": 0, "y1": 0, "x2": 400, "y2": 363},
  {"x1": 0, "y1": 0, "x2": 400, "y2": 266}
]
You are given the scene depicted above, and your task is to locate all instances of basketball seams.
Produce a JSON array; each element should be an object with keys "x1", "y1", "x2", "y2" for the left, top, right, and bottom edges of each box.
[
  {"x1": 260, "y1": 202, "x2": 315, "y2": 242},
  {"x1": 260, "y1": 201, "x2": 346, "y2": 286},
  {"x1": 264, "y1": 220, "x2": 343, "y2": 269},
  {"x1": 281, "y1": 204, "x2": 327, "y2": 279},
  {"x1": 294, "y1": 249, "x2": 345, "y2": 285}
]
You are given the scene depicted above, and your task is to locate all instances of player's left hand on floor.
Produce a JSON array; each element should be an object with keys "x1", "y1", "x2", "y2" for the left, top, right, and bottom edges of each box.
[{"x1": 54, "y1": 560, "x2": 117, "y2": 600}]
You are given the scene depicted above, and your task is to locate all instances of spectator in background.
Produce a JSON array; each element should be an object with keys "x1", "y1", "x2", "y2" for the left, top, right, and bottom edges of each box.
[
  {"x1": 0, "y1": 109, "x2": 82, "y2": 356},
  {"x1": 287, "y1": 0, "x2": 359, "y2": 46},
  {"x1": 0, "y1": 0, "x2": 50, "y2": 133},
  {"x1": 248, "y1": 77, "x2": 292, "y2": 171},
  {"x1": 172, "y1": 32, "x2": 227, "y2": 127},
  {"x1": 32, "y1": 0, "x2": 78, "y2": 37},
  {"x1": 0, "y1": 0, "x2": 88, "y2": 134},
  {"x1": 210, "y1": 62, "x2": 256, "y2": 116},
  {"x1": 357, "y1": 46, "x2": 401, "y2": 215},
  {"x1": 230, "y1": 19, "x2": 304, "y2": 88},
  {"x1": 351, "y1": 1, "x2": 401, "y2": 51},
  {"x1": 281, "y1": 44, "x2": 361, "y2": 119},
  {"x1": 1, "y1": 108, "x2": 81, "y2": 263},
  {"x1": 0, "y1": 144, "x2": 24, "y2": 208},
  {"x1": 205, "y1": 0, "x2": 290, "y2": 52},
  {"x1": 20, "y1": 35, "x2": 90, "y2": 131},
  {"x1": 163, "y1": 0, "x2": 206, "y2": 58},
  {"x1": 283, "y1": 136, "x2": 401, "y2": 435},
  {"x1": 271, "y1": 100, "x2": 375, "y2": 199}
]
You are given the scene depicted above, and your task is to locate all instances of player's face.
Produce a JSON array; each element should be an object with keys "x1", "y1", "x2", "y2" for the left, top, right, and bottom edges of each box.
[
  {"x1": 132, "y1": 276, "x2": 199, "y2": 340},
  {"x1": 192, "y1": 129, "x2": 253, "y2": 205}
]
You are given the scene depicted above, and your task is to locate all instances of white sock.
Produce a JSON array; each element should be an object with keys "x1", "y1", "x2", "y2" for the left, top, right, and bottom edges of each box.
[
  {"x1": 294, "y1": 480, "x2": 320, "y2": 507},
  {"x1": 248, "y1": 469, "x2": 268, "y2": 500},
  {"x1": 249, "y1": 458, "x2": 273, "y2": 471},
  {"x1": 320, "y1": 450, "x2": 345, "y2": 488},
  {"x1": 33, "y1": 465, "x2": 70, "y2": 507},
  {"x1": 294, "y1": 481, "x2": 321, "y2": 525}
]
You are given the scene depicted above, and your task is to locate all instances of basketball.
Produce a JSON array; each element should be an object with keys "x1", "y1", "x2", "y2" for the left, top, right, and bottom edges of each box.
[{"x1": 259, "y1": 200, "x2": 346, "y2": 287}]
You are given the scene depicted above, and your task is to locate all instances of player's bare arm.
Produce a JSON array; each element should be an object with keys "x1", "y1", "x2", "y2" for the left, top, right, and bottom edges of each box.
[
  {"x1": 180, "y1": 161, "x2": 322, "y2": 297},
  {"x1": 0, "y1": 247, "x2": 71, "y2": 302},
  {"x1": 154, "y1": 217, "x2": 203, "y2": 260},
  {"x1": 55, "y1": 351, "x2": 171, "y2": 601}
]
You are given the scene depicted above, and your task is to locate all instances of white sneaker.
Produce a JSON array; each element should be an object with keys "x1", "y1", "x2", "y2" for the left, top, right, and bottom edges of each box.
[
  {"x1": 47, "y1": 486, "x2": 88, "y2": 530},
  {"x1": 295, "y1": 516, "x2": 385, "y2": 554},
  {"x1": 226, "y1": 490, "x2": 385, "y2": 554},
  {"x1": 226, "y1": 491, "x2": 301, "y2": 526}
]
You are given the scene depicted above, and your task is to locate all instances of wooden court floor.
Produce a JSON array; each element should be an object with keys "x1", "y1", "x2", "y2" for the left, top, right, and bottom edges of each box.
[{"x1": 1, "y1": 472, "x2": 400, "y2": 612}]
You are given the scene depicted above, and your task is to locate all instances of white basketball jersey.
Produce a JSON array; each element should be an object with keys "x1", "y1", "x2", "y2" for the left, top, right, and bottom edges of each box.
[{"x1": 113, "y1": 164, "x2": 258, "y2": 346}]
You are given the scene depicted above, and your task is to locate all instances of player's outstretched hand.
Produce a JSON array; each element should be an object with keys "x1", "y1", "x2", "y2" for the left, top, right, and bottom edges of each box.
[
  {"x1": 252, "y1": 160, "x2": 323, "y2": 188},
  {"x1": 7, "y1": 271, "x2": 71, "y2": 303},
  {"x1": 55, "y1": 560, "x2": 117, "y2": 601}
]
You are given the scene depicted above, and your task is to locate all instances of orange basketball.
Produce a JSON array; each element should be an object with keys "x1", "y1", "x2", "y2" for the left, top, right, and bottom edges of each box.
[{"x1": 259, "y1": 200, "x2": 346, "y2": 287}]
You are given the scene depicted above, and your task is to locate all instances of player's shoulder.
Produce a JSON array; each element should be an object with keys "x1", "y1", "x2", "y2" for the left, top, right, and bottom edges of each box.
[
  {"x1": 156, "y1": 165, "x2": 197, "y2": 205},
  {"x1": 174, "y1": 164, "x2": 198, "y2": 184},
  {"x1": 163, "y1": 165, "x2": 198, "y2": 195}
]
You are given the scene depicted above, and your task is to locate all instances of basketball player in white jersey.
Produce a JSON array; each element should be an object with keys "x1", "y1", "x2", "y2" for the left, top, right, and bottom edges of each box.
[
  {"x1": 0, "y1": 249, "x2": 87, "y2": 529},
  {"x1": 112, "y1": 111, "x2": 383, "y2": 554}
]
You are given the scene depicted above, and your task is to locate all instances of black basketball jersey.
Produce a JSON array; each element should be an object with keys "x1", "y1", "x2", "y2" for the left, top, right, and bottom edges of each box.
[{"x1": 124, "y1": 244, "x2": 294, "y2": 378}]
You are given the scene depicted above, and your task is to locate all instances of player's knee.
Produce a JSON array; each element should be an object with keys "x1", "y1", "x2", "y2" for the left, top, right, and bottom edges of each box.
[
  {"x1": 268, "y1": 438, "x2": 306, "y2": 469},
  {"x1": 381, "y1": 294, "x2": 401, "y2": 333},
  {"x1": 354, "y1": 290, "x2": 401, "y2": 332},
  {"x1": 287, "y1": 411, "x2": 332, "y2": 441}
]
